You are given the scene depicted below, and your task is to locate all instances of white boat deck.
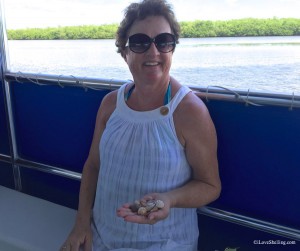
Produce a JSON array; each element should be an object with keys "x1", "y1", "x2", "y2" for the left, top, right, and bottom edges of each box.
[{"x1": 0, "y1": 186, "x2": 76, "y2": 251}]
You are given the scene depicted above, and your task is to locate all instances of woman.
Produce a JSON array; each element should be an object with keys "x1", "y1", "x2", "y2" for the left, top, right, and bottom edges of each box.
[{"x1": 61, "y1": 0, "x2": 221, "y2": 250}]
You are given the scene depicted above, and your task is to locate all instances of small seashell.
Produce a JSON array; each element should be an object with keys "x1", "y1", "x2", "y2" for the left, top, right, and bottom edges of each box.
[
  {"x1": 140, "y1": 200, "x2": 148, "y2": 207},
  {"x1": 138, "y1": 207, "x2": 147, "y2": 216},
  {"x1": 129, "y1": 200, "x2": 141, "y2": 212},
  {"x1": 155, "y1": 200, "x2": 165, "y2": 209},
  {"x1": 145, "y1": 201, "x2": 156, "y2": 211},
  {"x1": 129, "y1": 204, "x2": 139, "y2": 212},
  {"x1": 134, "y1": 200, "x2": 141, "y2": 206}
]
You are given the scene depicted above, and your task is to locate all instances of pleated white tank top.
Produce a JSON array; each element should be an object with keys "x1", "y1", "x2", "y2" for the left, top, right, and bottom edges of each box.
[{"x1": 92, "y1": 84, "x2": 199, "y2": 251}]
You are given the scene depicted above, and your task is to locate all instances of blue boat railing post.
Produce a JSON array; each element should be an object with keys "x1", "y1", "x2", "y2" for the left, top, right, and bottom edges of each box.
[{"x1": 0, "y1": 0, "x2": 22, "y2": 191}]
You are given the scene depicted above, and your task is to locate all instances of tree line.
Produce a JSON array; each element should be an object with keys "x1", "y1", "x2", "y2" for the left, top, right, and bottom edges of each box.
[{"x1": 7, "y1": 18, "x2": 300, "y2": 40}]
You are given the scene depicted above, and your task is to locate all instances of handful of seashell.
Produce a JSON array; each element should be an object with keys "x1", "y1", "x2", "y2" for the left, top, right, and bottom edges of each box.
[{"x1": 129, "y1": 199, "x2": 165, "y2": 216}]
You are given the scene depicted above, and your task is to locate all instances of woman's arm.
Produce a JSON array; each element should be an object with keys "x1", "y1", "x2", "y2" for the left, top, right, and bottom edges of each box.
[
  {"x1": 167, "y1": 91, "x2": 221, "y2": 208},
  {"x1": 60, "y1": 91, "x2": 117, "y2": 251}
]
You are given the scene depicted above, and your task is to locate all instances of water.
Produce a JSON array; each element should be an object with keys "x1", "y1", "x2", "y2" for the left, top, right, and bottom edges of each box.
[{"x1": 6, "y1": 37, "x2": 300, "y2": 94}]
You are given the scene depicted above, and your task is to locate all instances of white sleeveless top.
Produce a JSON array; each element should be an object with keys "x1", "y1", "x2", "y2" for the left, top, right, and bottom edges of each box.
[{"x1": 92, "y1": 84, "x2": 199, "y2": 251}]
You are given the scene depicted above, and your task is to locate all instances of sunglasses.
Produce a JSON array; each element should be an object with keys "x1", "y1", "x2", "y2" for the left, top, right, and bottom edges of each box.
[{"x1": 126, "y1": 33, "x2": 176, "y2": 53}]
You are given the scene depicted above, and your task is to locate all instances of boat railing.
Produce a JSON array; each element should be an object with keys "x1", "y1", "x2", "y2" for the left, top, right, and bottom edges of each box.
[
  {"x1": 198, "y1": 207, "x2": 300, "y2": 241},
  {"x1": 5, "y1": 71, "x2": 300, "y2": 109}
]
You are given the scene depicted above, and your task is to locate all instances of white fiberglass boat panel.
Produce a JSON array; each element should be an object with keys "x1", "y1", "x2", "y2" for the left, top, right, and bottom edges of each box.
[{"x1": 0, "y1": 186, "x2": 76, "y2": 251}]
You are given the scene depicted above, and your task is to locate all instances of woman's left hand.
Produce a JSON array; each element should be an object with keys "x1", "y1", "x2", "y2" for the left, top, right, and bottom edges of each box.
[{"x1": 116, "y1": 193, "x2": 170, "y2": 225}]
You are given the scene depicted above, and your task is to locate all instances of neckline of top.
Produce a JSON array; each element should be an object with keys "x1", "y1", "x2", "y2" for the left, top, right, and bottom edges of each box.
[{"x1": 124, "y1": 82, "x2": 172, "y2": 106}]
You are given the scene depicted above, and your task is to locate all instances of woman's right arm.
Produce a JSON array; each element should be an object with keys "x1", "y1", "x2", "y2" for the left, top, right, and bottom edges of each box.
[{"x1": 60, "y1": 91, "x2": 117, "y2": 251}]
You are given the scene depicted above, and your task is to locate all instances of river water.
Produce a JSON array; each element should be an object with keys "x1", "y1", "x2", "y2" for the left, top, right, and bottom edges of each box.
[{"x1": 7, "y1": 36, "x2": 300, "y2": 94}]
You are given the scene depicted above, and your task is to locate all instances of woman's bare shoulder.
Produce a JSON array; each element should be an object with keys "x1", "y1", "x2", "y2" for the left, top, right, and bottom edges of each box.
[
  {"x1": 180, "y1": 91, "x2": 208, "y2": 115},
  {"x1": 97, "y1": 89, "x2": 118, "y2": 124},
  {"x1": 174, "y1": 88, "x2": 215, "y2": 143}
]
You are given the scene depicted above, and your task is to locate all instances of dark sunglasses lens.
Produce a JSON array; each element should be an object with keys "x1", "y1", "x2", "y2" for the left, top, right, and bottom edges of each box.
[
  {"x1": 128, "y1": 34, "x2": 151, "y2": 53},
  {"x1": 155, "y1": 33, "x2": 176, "y2": 53}
]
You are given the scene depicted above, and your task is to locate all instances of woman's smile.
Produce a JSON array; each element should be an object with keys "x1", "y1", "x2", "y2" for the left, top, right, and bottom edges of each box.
[{"x1": 143, "y1": 61, "x2": 160, "y2": 66}]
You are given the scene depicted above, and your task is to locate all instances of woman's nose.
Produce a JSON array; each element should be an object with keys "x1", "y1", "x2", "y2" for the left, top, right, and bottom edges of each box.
[{"x1": 146, "y1": 42, "x2": 160, "y2": 55}]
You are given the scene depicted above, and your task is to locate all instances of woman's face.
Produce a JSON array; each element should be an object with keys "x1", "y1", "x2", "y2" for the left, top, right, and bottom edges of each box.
[{"x1": 124, "y1": 16, "x2": 174, "y2": 85}]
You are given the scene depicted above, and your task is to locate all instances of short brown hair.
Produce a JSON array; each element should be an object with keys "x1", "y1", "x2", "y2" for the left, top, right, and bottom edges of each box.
[{"x1": 115, "y1": 0, "x2": 180, "y2": 57}]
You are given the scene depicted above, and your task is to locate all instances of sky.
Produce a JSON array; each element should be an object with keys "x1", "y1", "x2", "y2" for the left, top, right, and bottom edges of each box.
[{"x1": 2, "y1": 0, "x2": 300, "y2": 29}]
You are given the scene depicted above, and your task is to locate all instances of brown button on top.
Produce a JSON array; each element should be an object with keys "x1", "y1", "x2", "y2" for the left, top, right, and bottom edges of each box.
[{"x1": 160, "y1": 106, "x2": 169, "y2": 116}]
